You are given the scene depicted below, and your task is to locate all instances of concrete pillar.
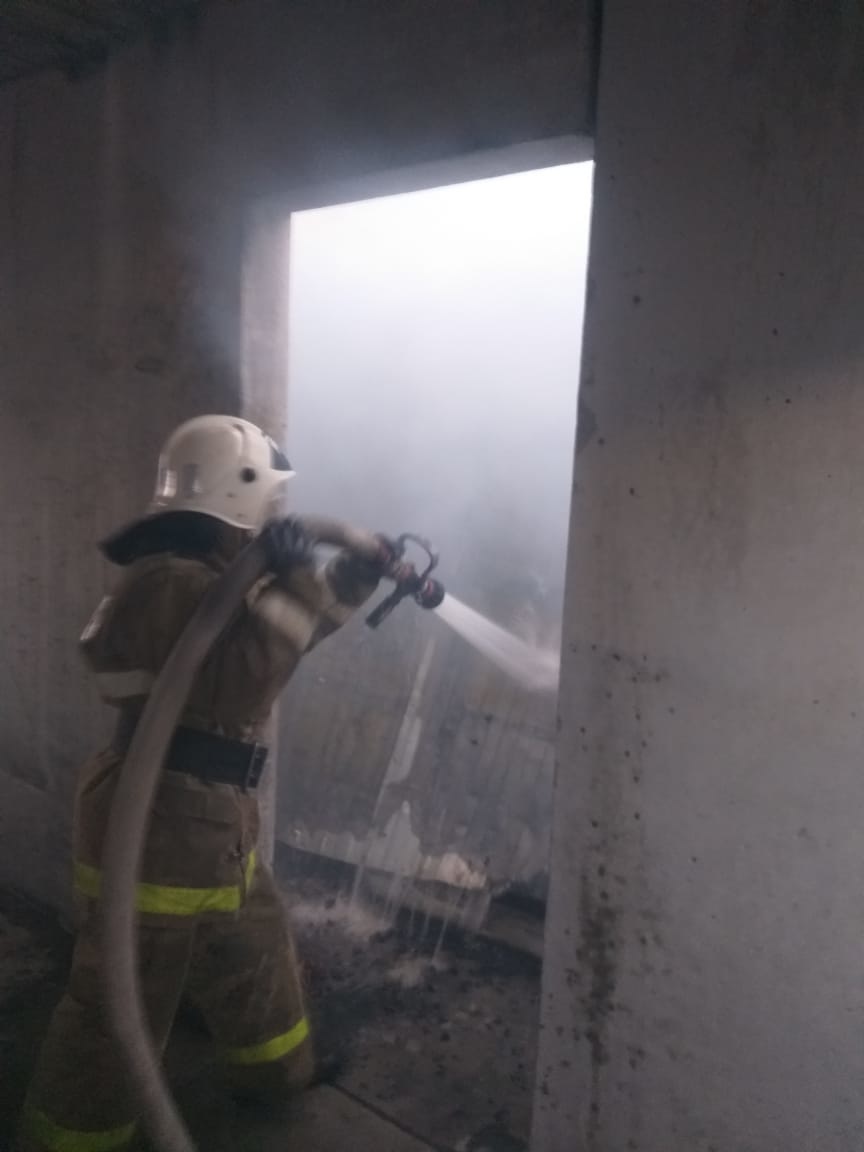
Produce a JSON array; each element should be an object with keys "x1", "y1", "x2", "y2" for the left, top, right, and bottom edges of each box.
[
  {"x1": 241, "y1": 205, "x2": 291, "y2": 867},
  {"x1": 535, "y1": 3, "x2": 864, "y2": 1150}
]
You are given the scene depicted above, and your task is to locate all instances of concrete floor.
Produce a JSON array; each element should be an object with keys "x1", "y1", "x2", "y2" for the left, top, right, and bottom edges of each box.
[{"x1": 0, "y1": 869, "x2": 541, "y2": 1151}]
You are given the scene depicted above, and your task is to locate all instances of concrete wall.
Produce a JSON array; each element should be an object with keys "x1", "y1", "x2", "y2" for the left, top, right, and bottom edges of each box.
[
  {"x1": 535, "y1": 3, "x2": 864, "y2": 1151},
  {"x1": 0, "y1": 0, "x2": 592, "y2": 909},
  {"x1": 0, "y1": 53, "x2": 245, "y2": 907}
]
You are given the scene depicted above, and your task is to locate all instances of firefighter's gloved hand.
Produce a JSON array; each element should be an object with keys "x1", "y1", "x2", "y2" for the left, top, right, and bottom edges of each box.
[
  {"x1": 260, "y1": 517, "x2": 313, "y2": 572},
  {"x1": 374, "y1": 535, "x2": 416, "y2": 585}
]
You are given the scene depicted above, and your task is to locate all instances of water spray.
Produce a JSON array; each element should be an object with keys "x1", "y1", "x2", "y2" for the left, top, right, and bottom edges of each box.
[
  {"x1": 364, "y1": 534, "x2": 559, "y2": 694},
  {"x1": 435, "y1": 594, "x2": 560, "y2": 693}
]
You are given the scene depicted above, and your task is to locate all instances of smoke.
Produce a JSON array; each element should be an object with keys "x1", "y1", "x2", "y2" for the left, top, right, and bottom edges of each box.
[{"x1": 286, "y1": 162, "x2": 593, "y2": 642}]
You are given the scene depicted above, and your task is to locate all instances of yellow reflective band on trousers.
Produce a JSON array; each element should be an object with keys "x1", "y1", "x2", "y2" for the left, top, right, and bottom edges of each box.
[
  {"x1": 226, "y1": 1016, "x2": 310, "y2": 1065},
  {"x1": 73, "y1": 852, "x2": 256, "y2": 916},
  {"x1": 24, "y1": 1108, "x2": 135, "y2": 1152}
]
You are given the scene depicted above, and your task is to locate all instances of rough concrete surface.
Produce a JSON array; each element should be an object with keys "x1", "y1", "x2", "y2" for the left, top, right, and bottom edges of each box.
[
  {"x1": 537, "y1": 2, "x2": 864, "y2": 1151},
  {"x1": 0, "y1": 872, "x2": 540, "y2": 1152}
]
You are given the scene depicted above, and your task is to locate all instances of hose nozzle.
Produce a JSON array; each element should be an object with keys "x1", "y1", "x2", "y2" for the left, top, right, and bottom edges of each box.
[
  {"x1": 416, "y1": 576, "x2": 445, "y2": 611},
  {"x1": 365, "y1": 533, "x2": 444, "y2": 629}
]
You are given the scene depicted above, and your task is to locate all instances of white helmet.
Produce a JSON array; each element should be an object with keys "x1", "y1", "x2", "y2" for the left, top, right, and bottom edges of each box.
[{"x1": 150, "y1": 415, "x2": 295, "y2": 529}]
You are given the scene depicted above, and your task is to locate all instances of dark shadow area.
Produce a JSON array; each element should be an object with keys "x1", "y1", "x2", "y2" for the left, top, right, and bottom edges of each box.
[{"x1": 0, "y1": 891, "x2": 71, "y2": 1149}]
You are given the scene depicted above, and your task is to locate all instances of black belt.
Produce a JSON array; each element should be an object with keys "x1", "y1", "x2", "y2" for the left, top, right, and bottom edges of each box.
[{"x1": 114, "y1": 715, "x2": 268, "y2": 791}]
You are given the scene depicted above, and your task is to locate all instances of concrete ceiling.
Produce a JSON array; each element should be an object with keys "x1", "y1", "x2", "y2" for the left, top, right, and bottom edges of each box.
[{"x1": 0, "y1": 1, "x2": 202, "y2": 85}]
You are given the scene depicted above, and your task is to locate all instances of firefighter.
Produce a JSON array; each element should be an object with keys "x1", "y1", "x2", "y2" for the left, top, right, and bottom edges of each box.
[{"x1": 18, "y1": 415, "x2": 401, "y2": 1152}]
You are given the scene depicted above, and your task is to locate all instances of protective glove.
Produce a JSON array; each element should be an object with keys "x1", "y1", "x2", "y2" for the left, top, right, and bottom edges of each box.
[
  {"x1": 259, "y1": 516, "x2": 313, "y2": 572},
  {"x1": 373, "y1": 535, "x2": 416, "y2": 585}
]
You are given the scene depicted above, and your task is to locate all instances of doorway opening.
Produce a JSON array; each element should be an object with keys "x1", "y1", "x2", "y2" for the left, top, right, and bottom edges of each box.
[{"x1": 274, "y1": 160, "x2": 593, "y2": 1152}]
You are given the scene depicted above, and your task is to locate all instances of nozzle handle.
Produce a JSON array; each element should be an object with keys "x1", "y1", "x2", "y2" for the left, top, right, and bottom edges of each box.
[{"x1": 366, "y1": 587, "x2": 408, "y2": 629}]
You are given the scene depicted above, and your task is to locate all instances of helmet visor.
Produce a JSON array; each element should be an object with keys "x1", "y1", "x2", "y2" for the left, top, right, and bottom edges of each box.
[{"x1": 268, "y1": 438, "x2": 293, "y2": 472}]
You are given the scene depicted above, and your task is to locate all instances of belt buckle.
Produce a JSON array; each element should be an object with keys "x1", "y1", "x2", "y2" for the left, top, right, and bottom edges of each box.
[{"x1": 243, "y1": 743, "x2": 268, "y2": 791}]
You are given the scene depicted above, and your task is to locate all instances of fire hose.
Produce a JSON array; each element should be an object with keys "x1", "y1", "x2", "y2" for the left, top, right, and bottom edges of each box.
[{"x1": 99, "y1": 517, "x2": 443, "y2": 1152}]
